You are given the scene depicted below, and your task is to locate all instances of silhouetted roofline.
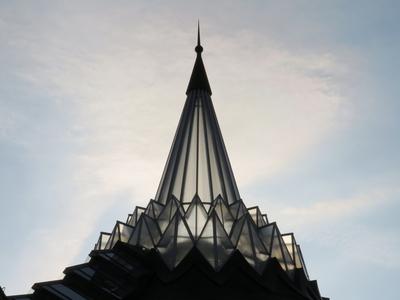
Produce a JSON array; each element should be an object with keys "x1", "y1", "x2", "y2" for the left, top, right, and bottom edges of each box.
[{"x1": 186, "y1": 22, "x2": 212, "y2": 95}]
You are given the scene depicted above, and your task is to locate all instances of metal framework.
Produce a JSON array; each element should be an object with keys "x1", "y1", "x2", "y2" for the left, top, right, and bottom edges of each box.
[{"x1": 94, "y1": 27, "x2": 310, "y2": 279}]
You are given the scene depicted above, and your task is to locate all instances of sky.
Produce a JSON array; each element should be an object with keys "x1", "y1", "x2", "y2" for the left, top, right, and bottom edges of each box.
[{"x1": 0, "y1": 1, "x2": 399, "y2": 299}]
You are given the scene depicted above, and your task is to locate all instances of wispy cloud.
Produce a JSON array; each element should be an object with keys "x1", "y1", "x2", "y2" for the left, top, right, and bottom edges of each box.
[
  {"x1": 280, "y1": 187, "x2": 397, "y2": 227},
  {"x1": 276, "y1": 186, "x2": 400, "y2": 269}
]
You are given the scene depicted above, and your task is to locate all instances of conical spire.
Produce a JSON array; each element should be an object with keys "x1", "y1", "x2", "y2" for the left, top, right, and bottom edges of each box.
[
  {"x1": 186, "y1": 22, "x2": 212, "y2": 95},
  {"x1": 94, "y1": 27, "x2": 312, "y2": 286},
  {"x1": 155, "y1": 25, "x2": 240, "y2": 205}
]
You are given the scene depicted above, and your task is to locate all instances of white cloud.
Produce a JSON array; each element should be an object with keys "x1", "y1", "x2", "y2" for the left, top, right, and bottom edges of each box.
[
  {"x1": 275, "y1": 186, "x2": 400, "y2": 269},
  {"x1": 280, "y1": 187, "x2": 396, "y2": 227}
]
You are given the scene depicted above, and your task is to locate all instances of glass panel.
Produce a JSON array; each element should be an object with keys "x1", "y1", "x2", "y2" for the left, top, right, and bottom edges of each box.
[
  {"x1": 258, "y1": 223, "x2": 274, "y2": 253},
  {"x1": 137, "y1": 217, "x2": 155, "y2": 248},
  {"x1": 157, "y1": 212, "x2": 194, "y2": 270},
  {"x1": 181, "y1": 97, "x2": 198, "y2": 203},
  {"x1": 128, "y1": 215, "x2": 160, "y2": 249},
  {"x1": 152, "y1": 201, "x2": 164, "y2": 218},
  {"x1": 210, "y1": 196, "x2": 235, "y2": 235},
  {"x1": 128, "y1": 219, "x2": 142, "y2": 246},
  {"x1": 293, "y1": 242, "x2": 302, "y2": 269},
  {"x1": 236, "y1": 219, "x2": 257, "y2": 272},
  {"x1": 184, "y1": 196, "x2": 208, "y2": 239},
  {"x1": 126, "y1": 214, "x2": 133, "y2": 224},
  {"x1": 170, "y1": 106, "x2": 192, "y2": 200},
  {"x1": 105, "y1": 224, "x2": 120, "y2": 249},
  {"x1": 214, "y1": 215, "x2": 235, "y2": 270},
  {"x1": 262, "y1": 214, "x2": 269, "y2": 224},
  {"x1": 203, "y1": 96, "x2": 224, "y2": 201},
  {"x1": 155, "y1": 95, "x2": 194, "y2": 204},
  {"x1": 204, "y1": 93, "x2": 239, "y2": 204},
  {"x1": 117, "y1": 222, "x2": 134, "y2": 243},
  {"x1": 230, "y1": 215, "x2": 268, "y2": 274},
  {"x1": 182, "y1": 203, "x2": 190, "y2": 212},
  {"x1": 100, "y1": 232, "x2": 111, "y2": 250},
  {"x1": 283, "y1": 234, "x2": 304, "y2": 272},
  {"x1": 270, "y1": 227, "x2": 287, "y2": 271},
  {"x1": 197, "y1": 97, "x2": 212, "y2": 202},
  {"x1": 278, "y1": 232, "x2": 294, "y2": 271},
  {"x1": 175, "y1": 215, "x2": 194, "y2": 266},
  {"x1": 229, "y1": 200, "x2": 247, "y2": 220},
  {"x1": 128, "y1": 207, "x2": 145, "y2": 226},
  {"x1": 202, "y1": 202, "x2": 211, "y2": 212},
  {"x1": 145, "y1": 200, "x2": 164, "y2": 219},
  {"x1": 157, "y1": 196, "x2": 184, "y2": 232},
  {"x1": 144, "y1": 215, "x2": 162, "y2": 245},
  {"x1": 257, "y1": 210, "x2": 266, "y2": 227},
  {"x1": 197, "y1": 212, "x2": 234, "y2": 270},
  {"x1": 248, "y1": 207, "x2": 258, "y2": 224}
]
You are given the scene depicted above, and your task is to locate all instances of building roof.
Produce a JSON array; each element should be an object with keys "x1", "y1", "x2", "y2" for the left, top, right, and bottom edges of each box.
[
  {"x1": 6, "y1": 25, "x2": 327, "y2": 300},
  {"x1": 95, "y1": 25, "x2": 310, "y2": 278}
]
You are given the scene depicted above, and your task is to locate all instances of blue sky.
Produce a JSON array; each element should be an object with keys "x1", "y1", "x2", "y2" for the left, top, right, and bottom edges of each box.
[{"x1": 1, "y1": 1, "x2": 399, "y2": 299}]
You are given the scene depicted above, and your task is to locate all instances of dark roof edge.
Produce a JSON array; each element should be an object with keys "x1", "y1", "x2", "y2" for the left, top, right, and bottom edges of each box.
[{"x1": 186, "y1": 22, "x2": 212, "y2": 95}]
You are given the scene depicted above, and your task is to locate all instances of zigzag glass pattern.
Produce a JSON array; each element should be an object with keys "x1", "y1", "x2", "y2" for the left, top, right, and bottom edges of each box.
[{"x1": 94, "y1": 89, "x2": 309, "y2": 278}]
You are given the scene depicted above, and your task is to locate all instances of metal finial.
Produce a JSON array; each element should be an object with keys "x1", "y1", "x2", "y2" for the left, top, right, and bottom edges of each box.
[
  {"x1": 197, "y1": 20, "x2": 200, "y2": 46},
  {"x1": 195, "y1": 20, "x2": 203, "y2": 53}
]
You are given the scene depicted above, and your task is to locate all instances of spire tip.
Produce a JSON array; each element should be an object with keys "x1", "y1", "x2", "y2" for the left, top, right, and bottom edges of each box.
[{"x1": 195, "y1": 20, "x2": 203, "y2": 53}]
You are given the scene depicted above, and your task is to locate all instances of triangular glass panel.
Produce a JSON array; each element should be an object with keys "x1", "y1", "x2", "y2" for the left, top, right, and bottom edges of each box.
[
  {"x1": 277, "y1": 231, "x2": 294, "y2": 271},
  {"x1": 202, "y1": 202, "x2": 211, "y2": 212},
  {"x1": 203, "y1": 111, "x2": 224, "y2": 202},
  {"x1": 248, "y1": 206, "x2": 267, "y2": 227},
  {"x1": 282, "y1": 233, "x2": 298, "y2": 269},
  {"x1": 95, "y1": 232, "x2": 111, "y2": 250},
  {"x1": 258, "y1": 223, "x2": 275, "y2": 254},
  {"x1": 157, "y1": 196, "x2": 185, "y2": 233},
  {"x1": 230, "y1": 215, "x2": 269, "y2": 274},
  {"x1": 154, "y1": 93, "x2": 194, "y2": 204},
  {"x1": 127, "y1": 206, "x2": 146, "y2": 226},
  {"x1": 201, "y1": 93, "x2": 240, "y2": 204},
  {"x1": 184, "y1": 195, "x2": 208, "y2": 239},
  {"x1": 262, "y1": 214, "x2": 269, "y2": 224},
  {"x1": 181, "y1": 96, "x2": 199, "y2": 204},
  {"x1": 197, "y1": 211, "x2": 235, "y2": 271},
  {"x1": 128, "y1": 220, "x2": 141, "y2": 246},
  {"x1": 182, "y1": 203, "x2": 191, "y2": 212},
  {"x1": 117, "y1": 222, "x2": 134, "y2": 243},
  {"x1": 157, "y1": 212, "x2": 194, "y2": 270},
  {"x1": 145, "y1": 216, "x2": 163, "y2": 245},
  {"x1": 145, "y1": 200, "x2": 164, "y2": 219},
  {"x1": 197, "y1": 98, "x2": 214, "y2": 203},
  {"x1": 105, "y1": 222, "x2": 121, "y2": 249},
  {"x1": 126, "y1": 214, "x2": 133, "y2": 224},
  {"x1": 209, "y1": 195, "x2": 235, "y2": 235},
  {"x1": 128, "y1": 215, "x2": 161, "y2": 249},
  {"x1": 270, "y1": 225, "x2": 288, "y2": 271},
  {"x1": 229, "y1": 199, "x2": 248, "y2": 220},
  {"x1": 292, "y1": 238, "x2": 302, "y2": 269},
  {"x1": 282, "y1": 234, "x2": 293, "y2": 257}
]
